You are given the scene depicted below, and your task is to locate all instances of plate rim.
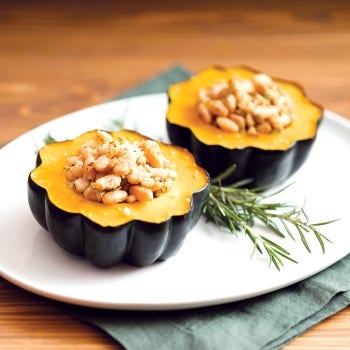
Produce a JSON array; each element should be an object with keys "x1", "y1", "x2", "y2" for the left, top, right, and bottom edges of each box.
[{"x1": 0, "y1": 93, "x2": 349, "y2": 310}]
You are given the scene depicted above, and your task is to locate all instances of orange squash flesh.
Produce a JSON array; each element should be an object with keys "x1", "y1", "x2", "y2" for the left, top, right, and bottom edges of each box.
[
  {"x1": 167, "y1": 65, "x2": 323, "y2": 150},
  {"x1": 30, "y1": 129, "x2": 209, "y2": 227},
  {"x1": 28, "y1": 129, "x2": 210, "y2": 267}
]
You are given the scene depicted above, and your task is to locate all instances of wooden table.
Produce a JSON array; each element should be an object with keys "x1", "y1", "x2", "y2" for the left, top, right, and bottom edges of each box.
[{"x1": 1, "y1": 1, "x2": 349, "y2": 348}]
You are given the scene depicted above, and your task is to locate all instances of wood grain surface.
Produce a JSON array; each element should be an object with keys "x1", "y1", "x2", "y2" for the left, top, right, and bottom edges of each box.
[{"x1": 1, "y1": 1, "x2": 349, "y2": 349}]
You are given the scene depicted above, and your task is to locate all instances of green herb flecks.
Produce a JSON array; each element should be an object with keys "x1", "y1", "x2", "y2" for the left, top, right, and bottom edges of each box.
[
  {"x1": 43, "y1": 133, "x2": 57, "y2": 145},
  {"x1": 203, "y1": 164, "x2": 334, "y2": 270},
  {"x1": 41, "y1": 130, "x2": 334, "y2": 270}
]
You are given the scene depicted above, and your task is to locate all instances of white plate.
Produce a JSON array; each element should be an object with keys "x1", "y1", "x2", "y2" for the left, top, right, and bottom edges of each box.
[{"x1": 0, "y1": 93, "x2": 349, "y2": 310}]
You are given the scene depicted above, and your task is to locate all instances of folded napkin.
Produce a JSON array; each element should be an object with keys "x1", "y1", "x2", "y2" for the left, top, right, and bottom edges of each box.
[{"x1": 65, "y1": 66, "x2": 350, "y2": 350}]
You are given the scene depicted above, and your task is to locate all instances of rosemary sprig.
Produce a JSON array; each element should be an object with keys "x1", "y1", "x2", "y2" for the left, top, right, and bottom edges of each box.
[
  {"x1": 203, "y1": 164, "x2": 334, "y2": 270},
  {"x1": 40, "y1": 132, "x2": 334, "y2": 270}
]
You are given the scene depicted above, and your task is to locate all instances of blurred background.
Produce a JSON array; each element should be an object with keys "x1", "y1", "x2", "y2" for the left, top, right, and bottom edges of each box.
[
  {"x1": 1, "y1": 1, "x2": 350, "y2": 349},
  {"x1": 1, "y1": 0, "x2": 349, "y2": 145}
]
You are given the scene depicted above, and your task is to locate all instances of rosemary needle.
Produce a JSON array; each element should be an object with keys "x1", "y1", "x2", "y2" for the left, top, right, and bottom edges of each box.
[
  {"x1": 202, "y1": 164, "x2": 333, "y2": 270},
  {"x1": 42, "y1": 134, "x2": 333, "y2": 270}
]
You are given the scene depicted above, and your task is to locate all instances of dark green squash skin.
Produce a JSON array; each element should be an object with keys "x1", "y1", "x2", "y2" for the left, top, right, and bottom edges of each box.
[
  {"x1": 27, "y1": 159, "x2": 210, "y2": 268},
  {"x1": 166, "y1": 118, "x2": 323, "y2": 189}
]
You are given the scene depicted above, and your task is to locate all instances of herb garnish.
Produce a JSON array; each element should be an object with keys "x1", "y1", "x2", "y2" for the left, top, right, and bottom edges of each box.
[
  {"x1": 203, "y1": 164, "x2": 334, "y2": 270},
  {"x1": 43, "y1": 133, "x2": 57, "y2": 145},
  {"x1": 41, "y1": 134, "x2": 333, "y2": 270}
]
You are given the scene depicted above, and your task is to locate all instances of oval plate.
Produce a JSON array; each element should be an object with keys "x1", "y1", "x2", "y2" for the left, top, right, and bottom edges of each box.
[{"x1": 0, "y1": 93, "x2": 349, "y2": 310}]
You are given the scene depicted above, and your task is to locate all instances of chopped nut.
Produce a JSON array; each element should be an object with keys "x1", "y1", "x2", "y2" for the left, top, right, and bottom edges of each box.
[
  {"x1": 224, "y1": 93, "x2": 237, "y2": 112},
  {"x1": 269, "y1": 113, "x2": 292, "y2": 130},
  {"x1": 102, "y1": 190, "x2": 128, "y2": 204},
  {"x1": 254, "y1": 105, "x2": 279, "y2": 120},
  {"x1": 252, "y1": 73, "x2": 273, "y2": 93},
  {"x1": 216, "y1": 117, "x2": 239, "y2": 132},
  {"x1": 129, "y1": 185, "x2": 153, "y2": 202},
  {"x1": 94, "y1": 155, "x2": 112, "y2": 172},
  {"x1": 206, "y1": 100, "x2": 229, "y2": 117},
  {"x1": 94, "y1": 175, "x2": 121, "y2": 191},
  {"x1": 196, "y1": 72, "x2": 294, "y2": 135},
  {"x1": 65, "y1": 132, "x2": 176, "y2": 204},
  {"x1": 198, "y1": 102, "x2": 212, "y2": 124},
  {"x1": 73, "y1": 178, "x2": 90, "y2": 193},
  {"x1": 256, "y1": 122, "x2": 273, "y2": 134},
  {"x1": 246, "y1": 113, "x2": 255, "y2": 127},
  {"x1": 247, "y1": 126, "x2": 258, "y2": 135},
  {"x1": 228, "y1": 114, "x2": 246, "y2": 129}
]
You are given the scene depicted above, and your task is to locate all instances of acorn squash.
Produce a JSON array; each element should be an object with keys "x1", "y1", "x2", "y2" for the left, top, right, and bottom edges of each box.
[
  {"x1": 28, "y1": 129, "x2": 210, "y2": 268},
  {"x1": 166, "y1": 65, "x2": 323, "y2": 188}
]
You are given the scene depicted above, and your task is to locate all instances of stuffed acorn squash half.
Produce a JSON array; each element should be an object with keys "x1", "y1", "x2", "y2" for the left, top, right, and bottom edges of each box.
[
  {"x1": 166, "y1": 65, "x2": 323, "y2": 188},
  {"x1": 28, "y1": 129, "x2": 210, "y2": 268}
]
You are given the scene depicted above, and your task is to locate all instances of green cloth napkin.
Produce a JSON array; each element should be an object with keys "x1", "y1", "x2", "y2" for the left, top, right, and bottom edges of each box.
[
  {"x1": 113, "y1": 65, "x2": 191, "y2": 100},
  {"x1": 65, "y1": 66, "x2": 350, "y2": 350}
]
